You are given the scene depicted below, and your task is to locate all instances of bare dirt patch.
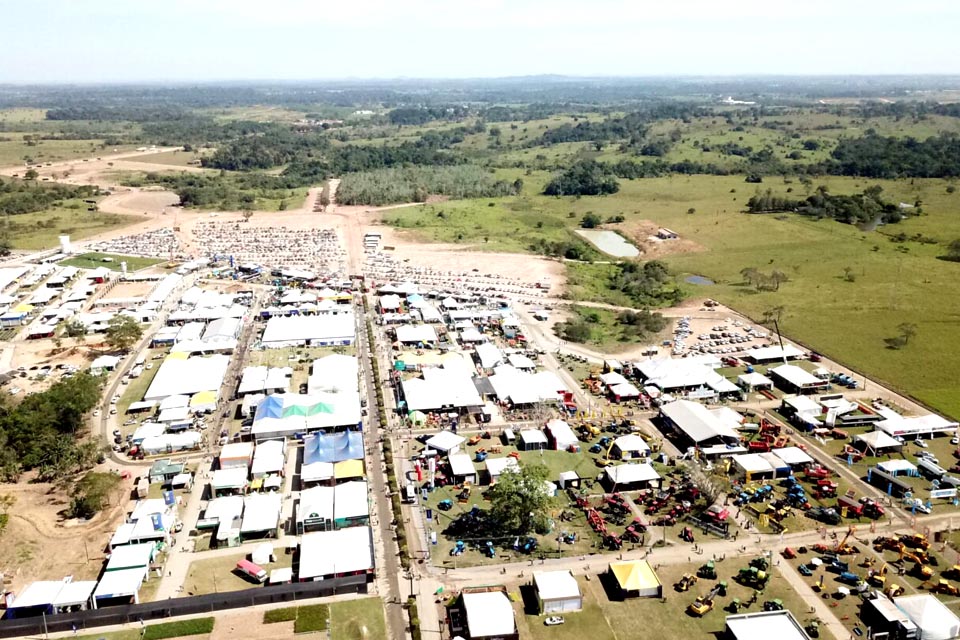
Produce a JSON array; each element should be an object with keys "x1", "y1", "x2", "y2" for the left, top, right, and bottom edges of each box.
[
  {"x1": 0, "y1": 474, "x2": 130, "y2": 593},
  {"x1": 9, "y1": 342, "x2": 101, "y2": 394},
  {"x1": 609, "y1": 219, "x2": 705, "y2": 258},
  {"x1": 210, "y1": 609, "x2": 294, "y2": 640},
  {"x1": 101, "y1": 280, "x2": 156, "y2": 300}
]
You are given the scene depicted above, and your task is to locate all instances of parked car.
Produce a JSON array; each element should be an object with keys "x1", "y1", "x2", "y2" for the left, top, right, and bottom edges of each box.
[{"x1": 545, "y1": 617, "x2": 565, "y2": 626}]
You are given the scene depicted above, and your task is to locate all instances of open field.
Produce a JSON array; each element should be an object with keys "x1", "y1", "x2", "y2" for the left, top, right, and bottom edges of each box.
[
  {"x1": 62, "y1": 251, "x2": 166, "y2": 271},
  {"x1": 1, "y1": 203, "x2": 138, "y2": 250},
  {"x1": 0, "y1": 136, "x2": 133, "y2": 168},
  {"x1": 125, "y1": 149, "x2": 210, "y2": 167},
  {"x1": 329, "y1": 598, "x2": 387, "y2": 639}
]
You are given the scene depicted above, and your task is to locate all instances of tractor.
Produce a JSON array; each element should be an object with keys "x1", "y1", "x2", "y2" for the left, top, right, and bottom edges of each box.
[
  {"x1": 763, "y1": 599, "x2": 784, "y2": 612},
  {"x1": 698, "y1": 561, "x2": 717, "y2": 580},
  {"x1": 738, "y1": 567, "x2": 769, "y2": 588},
  {"x1": 688, "y1": 595, "x2": 714, "y2": 617},
  {"x1": 933, "y1": 580, "x2": 960, "y2": 596}
]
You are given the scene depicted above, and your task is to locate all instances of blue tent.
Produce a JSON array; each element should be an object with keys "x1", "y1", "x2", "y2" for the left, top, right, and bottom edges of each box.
[{"x1": 303, "y1": 431, "x2": 364, "y2": 464}]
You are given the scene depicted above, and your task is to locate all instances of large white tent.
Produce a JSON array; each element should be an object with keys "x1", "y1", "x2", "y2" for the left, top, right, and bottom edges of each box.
[
  {"x1": 144, "y1": 355, "x2": 230, "y2": 401},
  {"x1": 298, "y1": 527, "x2": 374, "y2": 580},
  {"x1": 533, "y1": 570, "x2": 582, "y2": 614},
  {"x1": 261, "y1": 314, "x2": 355, "y2": 348},
  {"x1": 309, "y1": 354, "x2": 359, "y2": 393},
  {"x1": 895, "y1": 595, "x2": 960, "y2": 640}
]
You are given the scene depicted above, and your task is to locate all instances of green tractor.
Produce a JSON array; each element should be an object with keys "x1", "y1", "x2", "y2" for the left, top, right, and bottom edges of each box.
[
  {"x1": 698, "y1": 560, "x2": 717, "y2": 580},
  {"x1": 738, "y1": 566, "x2": 769, "y2": 588}
]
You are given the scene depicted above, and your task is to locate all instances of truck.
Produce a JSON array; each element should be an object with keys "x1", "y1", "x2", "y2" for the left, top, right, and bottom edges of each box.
[
  {"x1": 837, "y1": 494, "x2": 864, "y2": 517},
  {"x1": 136, "y1": 477, "x2": 149, "y2": 499},
  {"x1": 236, "y1": 559, "x2": 267, "y2": 583}
]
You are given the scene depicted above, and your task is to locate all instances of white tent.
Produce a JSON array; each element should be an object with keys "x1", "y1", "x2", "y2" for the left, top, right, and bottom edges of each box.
[
  {"x1": 425, "y1": 430, "x2": 466, "y2": 454},
  {"x1": 93, "y1": 567, "x2": 146, "y2": 603},
  {"x1": 251, "y1": 440, "x2": 286, "y2": 478},
  {"x1": 770, "y1": 446, "x2": 814, "y2": 467},
  {"x1": 604, "y1": 463, "x2": 660, "y2": 488},
  {"x1": 486, "y1": 457, "x2": 520, "y2": 483},
  {"x1": 298, "y1": 527, "x2": 374, "y2": 580},
  {"x1": 261, "y1": 314, "x2": 355, "y2": 348},
  {"x1": 545, "y1": 419, "x2": 578, "y2": 451},
  {"x1": 144, "y1": 355, "x2": 230, "y2": 401},
  {"x1": 241, "y1": 493, "x2": 282, "y2": 535},
  {"x1": 895, "y1": 594, "x2": 960, "y2": 640},
  {"x1": 212, "y1": 467, "x2": 248, "y2": 493},
  {"x1": 533, "y1": 570, "x2": 582, "y2": 613},
  {"x1": 613, "y1": 434, "x2": 650, "y2": 459},
  {"x1": 251, "y1": 543, "x2": 274, "y2": 565},
  {"x1": 448, "y1": 453, "x2": 478, "y2": 484},
  {"x1": 461, "y1": 591, "x2": 516, "y2": 639}
]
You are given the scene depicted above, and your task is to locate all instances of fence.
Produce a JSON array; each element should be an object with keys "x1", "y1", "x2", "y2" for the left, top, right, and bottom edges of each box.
[{"x1": 0, "y1": 575, "x2": 369, "y2": 638}]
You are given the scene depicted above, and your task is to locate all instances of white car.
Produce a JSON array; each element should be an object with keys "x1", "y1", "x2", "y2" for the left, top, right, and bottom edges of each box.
[
  {"x1": 914, "y1": 439, "x2": 929, "y2": 448},
  {"x1": 93, "y1": 409, "x2": 101, "y2": 417},
  {"x1": 903, "y1": 498, "x2": 932, "y2": 514},
  {"x1": 544, "y1": 617, "x2": 565, "y2": 626},
  {"x1": 952, "y1": 435, "x2": 959, "y2": 445}
]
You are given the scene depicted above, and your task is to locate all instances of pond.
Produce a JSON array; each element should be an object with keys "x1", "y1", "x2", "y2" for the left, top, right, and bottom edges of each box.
[
  {"x1": 574, "y1": 229, "x2": 640, "y2": 258},
  {"x1": 685, "y1": 275, "x2": 715, "y2": 286}
]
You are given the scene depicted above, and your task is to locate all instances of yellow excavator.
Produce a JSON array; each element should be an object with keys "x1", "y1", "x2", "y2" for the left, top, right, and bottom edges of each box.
[
  {"x1": 900, "y1": 533, "x2": 930, "y2": 551},
  {"x1": 868, "y1": 564, "x2": 888, "y2": 587},
  {"x1": 836, "y1": 526, "x2": 859, "y2": 555},
  {"x1": 933, "y1": 580, "x2": 960, "y2": 596}
]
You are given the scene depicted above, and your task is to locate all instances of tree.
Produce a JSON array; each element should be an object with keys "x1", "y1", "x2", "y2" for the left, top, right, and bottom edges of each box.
[
  {"x1": 23, "y1": 169, "x2": 38, "y2": 180},
  {"x1": 104, "y1": 315, "x2": 142, "y2": 352},
  {"x1": 687, "y1": 207, "x2": 696, "y2": 215},
  {"x1": 0, "y1": 493, "x2": 13, "y2": 534},
  {"x1": 319, "y1": 190, "x2": 331, "y2": 211},
  {"x1": 67, "y1": 472, "x2": 120, "y2": 519},
  {"x1": 842, "y1": 266, "x2": 856, "y2": 282},
  {"x1": 580, "y1": 213, "x2": 602, "y2": 229},
  {"x1": 241, "y1": 209, "x2": 254, "y2": 222},
  {"x1": 486, "y1": 464, "x2": 552, "y2": 535},
  {"x1": 897, "y1": 322, "x2": 918, "y2": 345},
  {"x1": 769, "y1": 270, "x2": 788, "y2": 291},
  {"x1": 63, "y1": 319, "x2": 87, "y2": 346}
]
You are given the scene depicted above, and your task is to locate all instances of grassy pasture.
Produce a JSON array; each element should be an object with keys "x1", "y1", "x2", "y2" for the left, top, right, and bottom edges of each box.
[
  {"x1": 61, "y1": 252, "x2": 165, "y2": 271},
  {"x1": 0, "y1": 201, "x2": 137, "y2": 250}
]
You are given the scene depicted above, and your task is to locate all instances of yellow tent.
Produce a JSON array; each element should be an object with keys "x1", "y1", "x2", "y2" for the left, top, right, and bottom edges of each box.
[
  {"x1": 11, "y1": 303, "x2": 33, "y2": 313},
  {"x1": 165, "y1": 351, "x2": 189, "y2": 361},
  {"x1": 334, "y1": 459, "x2": 365, "y2": 480},
  {"x1": 608, "y1": 560, "x2": 662, "y2": 597},
  {"x1": 190, "y1": 390, "x2": 217, "y2": 408}
]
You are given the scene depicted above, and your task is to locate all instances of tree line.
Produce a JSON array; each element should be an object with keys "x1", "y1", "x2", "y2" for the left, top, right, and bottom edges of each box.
[
  {"x1": 0, "y1": 178, "x2": 100, "y2": 216},
  {"x1": 0, "y1": 372, "x2": 104, "y2": 482},
  {"x1": 746, "y1": 185, "x2": 904, "y2": 225},
  {"x1": 336, "y1": 165, "x2": 521, "y2": 206}
]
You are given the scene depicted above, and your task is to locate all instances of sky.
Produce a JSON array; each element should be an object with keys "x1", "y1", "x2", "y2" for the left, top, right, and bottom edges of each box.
[{"x1": 1, "y1": 0, "x2": 958, "y2": 83}]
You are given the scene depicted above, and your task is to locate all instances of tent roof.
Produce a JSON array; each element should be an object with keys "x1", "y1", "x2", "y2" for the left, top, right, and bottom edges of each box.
[
  {"x1": 52, "y1": 581, "x2": 97, "y2": 607},
  {"x1": 334, "y1": 481, "x2": 369, "y2": 520},
  {"x1": 10, "y1": 581, "x2": 66, "y2": 609},
  {"x1": 660, "y1": 400, "x2": 740, "y2": 443},
  {"x1": 726, "y1": 611, "x2": 810, "y2": 640},
  {"x1": 145, "y1": 355, "x2": 230, "y2": 401},
  {"x1": 299, "y1": 527, "x2": 373, "y2": 579},
  {"x1": 770, "y1": 446, "x2": 814, "y2": 466},
  {"x1": 486, "y1": 457, "x2": 520, "y2": 476},
  {"x1": 519, "y1": 429, "x2": 548, "y2": 445},
  {"x1": 733, "y1": 453, "x2": 774, "y2": 474},
  {"x1": 614, "y1": 434, "x2": 650, "y2": 452},
  {"x1": 745, "y1": 345, "x2": 805, "y2": 361},
  {"x1": 738, "y1": 372, "x2": 774, "y2": 386},
  {"x1": 462, "y1": 591, "x2": 515, "y2": 638},
  {"x1": 241, "y1": 493, "x2": 282, "y2": 533},
  {"x1": 303, "y1": 430, "x2": 365, "y2": 464},
  {"x1": 448, "y1": 453, "x2": 477, "y2": 477},
  {"x1": 221, "y1": 442, "x2": 254, "y2": 461},
  {"x1": 894, "y1": 594, "x2": 960, "y2": 640},
  {"x1": 334, "y1": 459, "x2": 365, "y2": 479},
  {"x1": 546, "y1": 420, "x2": 578, "y2": 446},
  {"x1": 605, "y1": 463, "x2": 660, "y2": 484},
  {"x1": 856, "y1": 430, "x2": 901, "y2": 450},
  {"x1": 298, "y1": 486, "x2": 334, "y2": 522},
  {"x1": 94, "y1": 567, "x2": 146, "y2": 600},
  {"x1": 609, "y1": 560, "x2": 660, "y2": 591},
  {"x1": 106, "y1": 543, "x2": 154, "y2": 571},
  {"x1": 533, "y1": 570, "x2": 581, "y2": 601},
  {"x1": 769, "y1": 364, "x2": 823, "y2": 388},
  {"x1": 425, "y1": 430, "x2": 466, "y2": 452},
  {"x1": 251, "y1": 440, "x2": 285, "y2": 475},
  {"x1": 212, "y1": 467, "x2": 248, "y2": 490},
  {"x1": 204, "y1": 496, "x2": 244, "y2": 522}
]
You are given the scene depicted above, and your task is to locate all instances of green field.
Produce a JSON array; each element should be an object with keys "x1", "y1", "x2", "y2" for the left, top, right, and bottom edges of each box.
[
  {"x1": 0, "y1": 202, "x2": 137, "y2": 250},
  {"x1": 0, "y1": 135, "x2": 128, "y2": 167},
  {"x1": 61, "y1": 251, "x2": 165, "y2": 271},
  {"x1": 329, "y1": 598, "x2": 387, "y2": 639}
]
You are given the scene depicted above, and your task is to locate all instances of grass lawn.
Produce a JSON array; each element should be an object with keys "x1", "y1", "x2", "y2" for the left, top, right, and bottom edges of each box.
[
  {"x1": 293, "y1": 603, "x2": 330, "y2": 633},
  {"x1": 62, "y1": 252, "x2": 166, "y2": 271},
  {"x1": 142, "y1": 618, "x2": 215, "y2": 640},
  {"x1": 263, "y1": 606, "x2": 299, "y2": 623},
  {"x1": 329, "y1": 598, "x2": 387, "y2": 639},
  {"x1": 76, "y1": 632, "x2": 140, "y2": 640},
  {"x1": 116, "y1": 351, "x2": 163, "y2": 417},
  {"x1": 0, "y1": 137, "x2": 124, "y2": 167},
  {"x1": 0, "y1": 202, "x2": 137, "y2": 250},
  {"x1": 182, "y1": 552, "x2": 293, "y2": 596}
]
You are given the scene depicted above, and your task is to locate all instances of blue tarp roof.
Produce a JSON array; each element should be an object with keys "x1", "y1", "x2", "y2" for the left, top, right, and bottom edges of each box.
[{"x1": 303, "y1": 431, "x2": 364, "y2": 464}]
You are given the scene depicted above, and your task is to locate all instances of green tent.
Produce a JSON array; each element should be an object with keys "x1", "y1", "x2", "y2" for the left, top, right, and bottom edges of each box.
[{"x1": 409, "y1": 410, "x2": 427, "y2": 425}]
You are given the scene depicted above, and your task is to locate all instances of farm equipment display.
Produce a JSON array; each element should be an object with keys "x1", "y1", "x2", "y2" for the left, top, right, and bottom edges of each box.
[
  {"x1": 738, "y1": 566, "x2": 769, "y2": 588},
  {"x1": 699, "y1": 561, "x2": 717, "y2": 580},
  {"x1": 676, "y1": 574, "x2": 699, "y2": 592}
]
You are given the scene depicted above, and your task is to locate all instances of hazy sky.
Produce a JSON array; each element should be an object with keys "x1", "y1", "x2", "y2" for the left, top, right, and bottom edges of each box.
[{"x1": 1, "y1": 0, "x2": 958, "y2": 83}]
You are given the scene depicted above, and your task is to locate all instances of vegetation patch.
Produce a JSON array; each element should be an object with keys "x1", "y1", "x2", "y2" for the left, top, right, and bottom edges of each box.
[
  {"x1": 337, "y1": 165, "x2": 521, "y2": 206},
  {"x1": 293, "y1": 604, "x2": 330, "y2": 634},
  {"x1": 262, "y1": 606, "x2": 298, "y2": 624},
  {"x1": 142, "y1": 618, "x2": 215, "y2": 640},
  {"x1": 62, "y1": 252, "x2": 165, "y2": 271}
]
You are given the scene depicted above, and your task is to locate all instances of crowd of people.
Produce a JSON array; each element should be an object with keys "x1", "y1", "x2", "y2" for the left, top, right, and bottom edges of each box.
[
  {"x1": 364, "y1": 250, "x2": 551, "y2": 302},
  {"x1": 86, "y1": 228, "x2": 187, "y2": 260},
  {"x1": 190, "y1": 221, "x2": 347, "y2": 274}
]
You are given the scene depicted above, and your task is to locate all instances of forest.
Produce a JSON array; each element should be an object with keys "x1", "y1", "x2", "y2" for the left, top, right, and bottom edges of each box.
[
  {"x1": 0, "y1": 178, "x2": 101, "y2": 216},
  {"x1": 0, "y1": 372, "x2": 104, "y2": 482}
]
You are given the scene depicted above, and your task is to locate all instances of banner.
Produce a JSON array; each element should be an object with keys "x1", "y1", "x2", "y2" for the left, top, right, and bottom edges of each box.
[
  {"x1": 931, "y1": 488, "x2": 957, "y2": 499},
  {"x1": 163, "y1": 490, "x2": 176, "y2": 506},
  {"x1": 150, "y1": 513, "x2": 164, "y2": 531}
]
